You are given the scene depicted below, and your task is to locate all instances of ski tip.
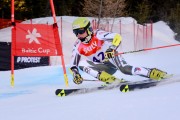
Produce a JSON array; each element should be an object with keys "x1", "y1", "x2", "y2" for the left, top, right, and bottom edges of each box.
[
  {"x1": 120, "y1": 84, "x2": 129, "y2": 93},
  {"x1": 159, "y1": 74, "x2": 174, "y2": 80},
  {"x1": 55, "y1": 89, "x2": 66, "y2": 97},
  {"x1": 165, "y1": 74, "x2": 173, "y2": 78}
]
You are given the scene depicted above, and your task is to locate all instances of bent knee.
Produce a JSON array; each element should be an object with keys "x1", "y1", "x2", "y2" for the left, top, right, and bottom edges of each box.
[{"x1": 119, "y1": 65, "x2": 133, "y2": 75}]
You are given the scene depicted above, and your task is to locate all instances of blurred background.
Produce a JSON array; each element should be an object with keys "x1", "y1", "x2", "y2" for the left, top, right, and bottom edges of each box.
[{"x1": 0, "y1": 0, "x2": 179, "y2": 41}]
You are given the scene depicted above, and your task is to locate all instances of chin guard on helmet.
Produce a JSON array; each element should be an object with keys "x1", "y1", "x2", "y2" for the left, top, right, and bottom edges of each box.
[{"x1": 79, "y1": 35, "x2": 92, "y2": 43}]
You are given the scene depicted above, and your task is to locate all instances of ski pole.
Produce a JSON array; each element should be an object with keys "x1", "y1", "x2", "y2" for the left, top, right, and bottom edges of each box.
[
  {"x1": 116, "y1": 43, "x2": 180, "y2": 55},
  {"x1": 83, "y1": 79, "x2": 100, "y2": 82}
]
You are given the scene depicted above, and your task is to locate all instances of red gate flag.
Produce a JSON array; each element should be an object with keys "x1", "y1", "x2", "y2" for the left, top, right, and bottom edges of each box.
[{"x1": 12, "y1": 23, "x2": 62, "y2": 56}]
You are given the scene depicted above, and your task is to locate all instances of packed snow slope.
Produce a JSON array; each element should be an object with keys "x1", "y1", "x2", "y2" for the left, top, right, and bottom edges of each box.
[{"x1": 0, "y1": 16, "x2": 180, "y2": 120}]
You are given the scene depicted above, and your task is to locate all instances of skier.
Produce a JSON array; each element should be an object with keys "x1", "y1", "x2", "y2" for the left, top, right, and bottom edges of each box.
[{"x1": 70, "y1": 17, "x2": 168, "y2": 84}]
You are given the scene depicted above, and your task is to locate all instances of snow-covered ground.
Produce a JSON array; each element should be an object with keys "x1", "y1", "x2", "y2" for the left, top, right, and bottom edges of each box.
[{"x1": 0, "y1": 16, "x2": 180, "y2": 120}]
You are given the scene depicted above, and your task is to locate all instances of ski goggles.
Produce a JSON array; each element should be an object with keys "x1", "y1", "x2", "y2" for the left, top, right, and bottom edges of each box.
[{"x1": 73, "y1": 29, "x2": 86, "y2": 36}]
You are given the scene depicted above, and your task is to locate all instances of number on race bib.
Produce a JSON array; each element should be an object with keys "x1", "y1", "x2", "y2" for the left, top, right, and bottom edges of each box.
[{"x1": 93, "y1": 52, "x2": 104, "y2": 62}]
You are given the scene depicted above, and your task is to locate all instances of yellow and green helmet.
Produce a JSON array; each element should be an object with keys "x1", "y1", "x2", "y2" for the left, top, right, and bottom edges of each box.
[{"x1": 72, "y1": 17, "x2": 93, "y2": 35}]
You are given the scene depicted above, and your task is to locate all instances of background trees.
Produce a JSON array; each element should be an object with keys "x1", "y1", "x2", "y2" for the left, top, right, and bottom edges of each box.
[
  {"x1": 81, "y1": 0, "x2": 126, "y2": 17},
  {"x1": 0, "y1": 0, "x2": 179, "y2": 40}
]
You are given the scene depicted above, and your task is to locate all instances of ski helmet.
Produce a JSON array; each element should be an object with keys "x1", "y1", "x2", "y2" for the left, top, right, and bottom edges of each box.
[{"x1": 72, "y1": 17, "x2": 93, "y2": 43}]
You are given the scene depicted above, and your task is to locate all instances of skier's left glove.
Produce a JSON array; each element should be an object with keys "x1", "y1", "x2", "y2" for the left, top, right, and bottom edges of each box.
[
  {"x1": 104, "y1": 46, "x2": 115, "y2": 61},
  {"x1": 70, "y1": 66, "x2": 83, "y2": 84}
]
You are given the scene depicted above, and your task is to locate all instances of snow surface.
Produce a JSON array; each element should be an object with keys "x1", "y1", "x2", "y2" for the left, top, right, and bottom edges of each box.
[{"x1": 0, "y1": 16, "x2": 180, "y2": 120}]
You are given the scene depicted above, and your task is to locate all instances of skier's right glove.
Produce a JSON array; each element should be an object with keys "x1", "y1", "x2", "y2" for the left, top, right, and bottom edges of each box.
[
  {"x1": 104, "y1": 47, "x2": 115, "y2": 61},
  {"x1": 70, "y1": 66, "x2": 83, "y2": 84}
]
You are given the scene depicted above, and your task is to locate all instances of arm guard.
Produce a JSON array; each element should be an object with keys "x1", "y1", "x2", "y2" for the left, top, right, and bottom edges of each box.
[{"x1": 112, "y1": 34, "x2": 122, "y2": 47}]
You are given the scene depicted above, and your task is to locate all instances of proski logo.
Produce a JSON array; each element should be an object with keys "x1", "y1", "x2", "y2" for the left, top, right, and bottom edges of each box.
[{"x1": 17, "y1": 57, "x2": 41, "y2": 63}]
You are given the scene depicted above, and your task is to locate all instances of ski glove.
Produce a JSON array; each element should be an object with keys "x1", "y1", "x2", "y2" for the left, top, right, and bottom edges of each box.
[
  {"x1": 73, "y1": 72, "x2": 83, "y2": 84},
  {"x1": 104, "y1": 47, "x2": 115, "y2": 61},
  {"x1": 71, "y1": 66, "x2": 83, "y2": 84}
]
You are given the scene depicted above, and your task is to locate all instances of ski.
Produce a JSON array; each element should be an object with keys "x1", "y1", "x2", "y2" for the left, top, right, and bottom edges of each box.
[
  {"x1": 55, "y1": 78, "x2": 153, "y2": 97},
  {"x1": 55, "y1": 80, "x2": 126, "y2": 97},
  {"x1": 55, "y1": 74, "x2": 179, "y2": 96},
  {"x1": 120, "y1": 74, "x2": 175, "y2": 92},
  {"x1": 120, "y1": 80, "x2": 158, "y2": 92},
  {"x1": 55, "y1": 86, "x2": 103, "y2": 97}
]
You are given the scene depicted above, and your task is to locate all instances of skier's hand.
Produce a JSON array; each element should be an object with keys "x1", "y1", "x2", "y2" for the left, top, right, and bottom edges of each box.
[
  {"x1": 73, "y1": 72, "x2": 83, "y2": 84},
  {"x1": 104, "y1": 48, "x2": 115, "y2": 61},
  {"x1": 70, "y1": 66, "x2": 83, "y2": 84}
]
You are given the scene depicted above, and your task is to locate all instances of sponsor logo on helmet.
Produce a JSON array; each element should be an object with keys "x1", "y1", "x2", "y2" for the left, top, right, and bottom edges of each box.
[
  {"x1": 73, "y1": 25, "x2": 81, "y2": 29},
  {"x1": 83, "y1": 20, "x2": 87, "y2": 24}
]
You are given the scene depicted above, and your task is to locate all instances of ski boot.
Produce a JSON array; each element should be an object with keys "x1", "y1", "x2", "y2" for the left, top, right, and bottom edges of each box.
[
  {"x1": 98, "y1": 71, "x2": 116, "y2": 83},
  {"x1": 98, "y1": 71, "x2": 125, "y2": 84},
  {"x1": 148, "y1": 68, "x2": 168, "y2": 80}
]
